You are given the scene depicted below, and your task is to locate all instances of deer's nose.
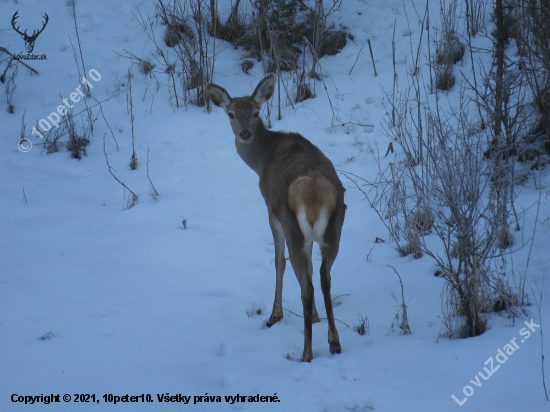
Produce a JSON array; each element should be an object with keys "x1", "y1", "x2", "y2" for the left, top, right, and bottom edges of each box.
[{"x1": 240, "y1": 129, "x2": 252, "y2": 140}]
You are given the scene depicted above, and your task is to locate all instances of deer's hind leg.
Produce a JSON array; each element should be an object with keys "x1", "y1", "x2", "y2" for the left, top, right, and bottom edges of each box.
[
  {"x1": 285, "y1": 224, "x2": 315, "y2": 362},
  {"x1": 267, "y1": 213, "x2": 285, "y2": 327},
  {"x1": 320, "y1": 249, "x2": 341, "y2": 354},
  {"x1": 319, "y1": 203, "x2": 345, "y2": 355},
  {"x1": 267, "y1": 213, "x2": 319, "y2": 327},
  {"x1": 305, "y1": 240, "x2": 320, "y2": 323}
]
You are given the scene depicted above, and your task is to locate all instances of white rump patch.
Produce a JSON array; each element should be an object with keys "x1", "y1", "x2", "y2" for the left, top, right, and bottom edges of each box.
[
  {"x1": 313, "y1": 206, "x2": 330, "y2": 242},
  {"x1": 296, "y1": 205, "x2": 330, "y2": 248}
]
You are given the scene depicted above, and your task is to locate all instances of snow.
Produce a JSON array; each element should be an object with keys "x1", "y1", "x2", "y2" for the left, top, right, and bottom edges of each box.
[{"x1": 1, "y1": 0, "x2": 549, "y2": 410}]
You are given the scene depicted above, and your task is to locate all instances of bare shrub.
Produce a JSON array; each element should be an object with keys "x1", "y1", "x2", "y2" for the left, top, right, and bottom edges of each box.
[
  {"x1": 65, "y1": 111, "x2": 92, "y2": 159},
  {"x1": 436, "y1": 32, "x2": 465, "y2": 64},
  {"x1": 409, "y1": 207, "x2": 434, "y2": 233},
  {"x1": 295, "y1": 72, "x2": 313, "y2": 103},
  {"x1": 241, "y1": 60, "x2": 253, "y2": 74},
  {"x1": 262, "y1": 26, "x2": 300, "y2": 74},
  {"x1": 465, "y1": 0, "x2": 487, "y2": 37},
  {"x1": 299, "y1": 0, "x2": 343, "y2": 76},
  {"x1": 398, "y1": 231, "x2": 423, "y2": 259},
  {"x1": 436, "y1": 68, "x2": 455, "y2": 91},
  {"x1": 356, "y1": 314, "x2": 369, "y2": 336},
  {"x1": 319, "y1": 30, "x2": 348, "y2": 57},
  {"x1": 210, "y1": 0, "x2": 345, "y2": 81},
  {"x1": 433, "y1": 0, "x2": 463, "y2": 91},
  {"x1": 1, "y1": 46, "x2": 40, "y2": 114},
  {"x1": 164, "y1": 27, "x2": 181, "y2": 47},
  {"x1": 386, "y1": 266, "x2": 411, "y2": 335},
  {"x1": 140, "y1": 59, "x2": 156, "y2": 75},
  {"x1": 1, "y1": 57, "x2": 18, "y2": 113},
  {"x1": 126, "y1": 68, "x2": 138, "y2": 170},
  {"x1": 133, "y1": 0, "x2": 215, "y2": 108},
  {"x1": 372, "y1": 74, "x2": 528, "y2": 338},
  {"x1": 514, "y1": 0, "x2": 550, "y2": 147}
]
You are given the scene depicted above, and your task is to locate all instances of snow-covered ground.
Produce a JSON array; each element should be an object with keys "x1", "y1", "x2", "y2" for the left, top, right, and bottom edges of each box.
[{"x1": 1, "y1": 0, "x2": 549, "y2": 410}]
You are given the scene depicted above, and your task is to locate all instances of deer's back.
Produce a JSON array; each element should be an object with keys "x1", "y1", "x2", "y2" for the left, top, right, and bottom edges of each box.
[{"x1": 259, "y1": 131, "x2": 344, "y2": 218}]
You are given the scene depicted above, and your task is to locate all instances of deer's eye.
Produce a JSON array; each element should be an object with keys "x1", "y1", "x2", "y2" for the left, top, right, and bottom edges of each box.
[
  {"x1": 228, "y1": 113, "x2": 235, "y2": 119},
  {"x1": 253, "y1": 112, "x2": 259, "y2": 118}
]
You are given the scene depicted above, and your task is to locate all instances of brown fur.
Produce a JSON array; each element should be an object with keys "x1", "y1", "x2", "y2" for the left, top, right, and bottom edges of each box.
[
  {"x1": 288, "y1": 171, "x2": 337, "y2": 229},
  {"x1": 207, "y1": 74, "x2": 345, "y2": 362}
]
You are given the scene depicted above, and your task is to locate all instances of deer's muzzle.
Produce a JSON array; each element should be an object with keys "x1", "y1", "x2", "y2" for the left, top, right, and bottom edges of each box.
[{"x1": 240, "y1": 129, "x2": 252, "y2": 141}]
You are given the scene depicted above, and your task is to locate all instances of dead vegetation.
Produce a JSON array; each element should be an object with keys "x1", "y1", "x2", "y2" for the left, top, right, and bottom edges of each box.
[
  {"x1": 214, "y1": 0, "x2": 348, "y2": 78},
  {"x1": 362, "y1": 0, "x2": 535, "y2": 340}
]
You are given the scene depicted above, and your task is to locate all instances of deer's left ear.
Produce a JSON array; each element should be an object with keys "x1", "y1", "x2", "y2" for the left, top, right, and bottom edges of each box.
[{"x1": 252, "y1": 73, "x2": 275, "y2": 105}]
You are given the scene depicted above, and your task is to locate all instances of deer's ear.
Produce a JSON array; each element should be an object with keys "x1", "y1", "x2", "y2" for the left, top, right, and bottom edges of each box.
[
  {"x1": 252, "y1": 73, "x2": 275, "y2": 105},
  {"x1": 207, "y1": 83, "x2": 231, "y2": 109}
]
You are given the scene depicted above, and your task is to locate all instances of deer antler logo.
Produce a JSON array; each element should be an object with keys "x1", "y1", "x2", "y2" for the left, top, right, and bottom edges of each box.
[{"x1": 11, "y1": 11, "x2": 49, "y2": 54}]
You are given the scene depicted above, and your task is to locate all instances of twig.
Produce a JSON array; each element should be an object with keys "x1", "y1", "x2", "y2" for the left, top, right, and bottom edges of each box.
[
  {"x1": 68, "y1": 35, "x2": 93, "y2": 140},
  {"x1": 385, "y1": 141, "x2": 394, "y2": 157},
  {"x1": 280, "y1": 73, "x2": 295, "y2": 110},
  {"x1": 392, "y1": 19, "x2": 397, "y2": 126},
  {"x1": 127, "y1": 68, "x2": 138, "y2": 170},
  {"x1": 339, "y1": 121, "x2": 374, "y2": 127},
  {"x1": 19, "y1": 108, "x2": 26, "y2": 146},
  {"x1": 387, "y1": 265, "x2": 411, "y2": 334},
  {"x1": 367, "y1": 242, "x2": 377, "y2": 262},
  {"x1": 412, "y1": 3, "x2": 428, "y2": 75},
  {"x1": 36, "y1": 92, "x2": 120, "y2": 137},
  {"x1": 331, "y1": 293, "x2": 350, "y2": 302},
  {"x1": 357, "y1": 314, "x2": 370, "y2": 335},
  {"x1": 22, "y1": 188, "x2": 27, "y2": 204},
  {"x1": 0, "y1": 47, "x2": 39, "y2": 74},
  {"x1": 293, "y1": 105, "x2": 326, "y2": 130},
  {"x1": 277, "y1": 68, "x2": 281, "y2": 120},
  {"x1": 529, "y1": 279, "x2": 548, "y2": 401},
  {"x1": 303, "y1": 37, "x2": 340, "y2": 127},
  {"x1": 282, "y1": 306, "x2": 303, "y2": 318},
  {"x1": 38, "y1": 331, "x2": 55, "y2": 340},
  {"x1": 71, "y1": 0, "x2": 89, "y2": 95},
  {"x1": 103, "y1": 134, "x2": 138, "y2": 209},
  {"x1": 147, "y1": 147, "x2": 159, "y2": 197},
  {"x1": 349, "y1": 44, "x2": 365, "y2": 75},
  {"x1": 340, "y1": 173, "x2": 368, "y2": 198},
  {"x1": 281, "y1": 306, "x2": 349, "y2": 327},
  {"x1": 426, "y1": 0, "x2": 433, "y2": 90},
  {"x1": 334, "y1": 318, "x2": 350, "y2": 328},
  {"x1": 464, "y1": 0, "x2": 484, "y2": 124},
  {"x1": 112, "y1": 49, "x2": 149, "y2": 66},
  {"x1": 91, "y1": 96, "x2": 118, "y2": 150},
  {"x1": 338, "y1": 169, "x2": 380, "y2": 187},
  {"x1": 367, "y1": 39, "x2": 377, "y2": 76}
]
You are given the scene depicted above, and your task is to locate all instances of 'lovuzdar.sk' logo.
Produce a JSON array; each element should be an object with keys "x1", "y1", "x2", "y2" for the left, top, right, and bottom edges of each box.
[{"x1": 11, "y1": 11, "x2": 49, "y2": 53}]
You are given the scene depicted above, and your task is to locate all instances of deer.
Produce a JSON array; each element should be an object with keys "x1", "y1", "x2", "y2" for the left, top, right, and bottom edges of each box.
[
  {"x1": 11, "y1": 11, "x2": 49, "y2": 54},
  {"x1": 207, "y1": 74, "x2": 345, "y2": 362}
]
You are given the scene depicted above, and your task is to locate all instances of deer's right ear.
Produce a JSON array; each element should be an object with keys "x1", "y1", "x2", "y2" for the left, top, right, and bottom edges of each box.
[{"x1": 207, "y1": 83, "x2": 231, "y2": 110}]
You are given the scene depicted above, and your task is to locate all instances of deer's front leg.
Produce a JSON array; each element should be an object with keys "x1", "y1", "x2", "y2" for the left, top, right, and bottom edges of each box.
[{"x1": 267, "y1": 213, "x2": 285, "y2": 327}]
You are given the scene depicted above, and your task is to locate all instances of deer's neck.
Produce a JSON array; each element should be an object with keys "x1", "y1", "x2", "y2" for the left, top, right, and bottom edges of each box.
[{"x1": 235, "y1": 119, "x2": 275, "y2": 175}]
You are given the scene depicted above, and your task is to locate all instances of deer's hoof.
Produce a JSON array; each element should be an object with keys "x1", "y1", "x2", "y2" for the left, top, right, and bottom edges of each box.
[
  {"x1": 266, "y1": 315, "x2": 283, "y2": 327},
  {"x1": 329, "y1": 342, "x2": 342, "y2": 355}
]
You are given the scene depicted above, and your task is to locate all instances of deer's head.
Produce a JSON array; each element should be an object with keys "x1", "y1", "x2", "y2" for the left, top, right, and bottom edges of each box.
[
  {"x1": 207, "y1": 74, "x2": 275, "y2": 144},
  {"x1": 12, "y1": 11, "x2": 49, "y2": 54}
]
